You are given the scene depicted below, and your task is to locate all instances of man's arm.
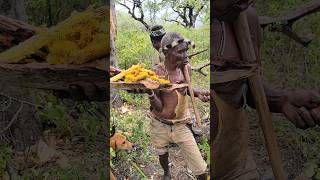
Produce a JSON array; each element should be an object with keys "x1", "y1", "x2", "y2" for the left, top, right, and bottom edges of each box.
[
  {"x1": 246, "y1": 82, "x2": 286, "y2": 113},
  {"x1": 148, "y1": 89, "x2": 163, "y2": 112},
  {"x1": 246, "y1": 77, "x2": 320, "y2": 129},
  {"x1": 148, "y1": 66, "x2": 164, "y2": 112}
]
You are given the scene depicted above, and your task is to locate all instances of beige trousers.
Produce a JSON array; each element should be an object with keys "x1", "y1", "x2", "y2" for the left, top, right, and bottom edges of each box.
[
  {"x1": 213, "y1": 93, "x2": 260, "y2": 180},
  {"x1": 149, "y1": 118, "x2": 207, "y2": 175}
]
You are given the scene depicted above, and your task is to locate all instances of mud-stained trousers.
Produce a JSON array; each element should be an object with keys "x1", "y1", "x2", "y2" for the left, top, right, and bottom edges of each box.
[
  {"x1": 212, "y1": 92, "x2": 260, "y2": 180},
  {"x1": 149, "y1": 117, "x2": 207, "y2": 175}
]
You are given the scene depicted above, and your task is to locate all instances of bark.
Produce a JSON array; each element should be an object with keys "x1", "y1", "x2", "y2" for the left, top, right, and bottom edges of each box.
[
  {"x1": 117, "y1": 0, "x2": 150, "y2": 30},
  {"x1": 0, "y1": 0, "x2": 27, "y2": 21},
  {"x1": 259, "y1": 0, "x2": 320, "y2": 47},
  {"x1": 0, "y1": 15, "x2": 35, "y2": 52},
  {"x1": 0, "y1": 59, "x2": 107, "y2": 101}
]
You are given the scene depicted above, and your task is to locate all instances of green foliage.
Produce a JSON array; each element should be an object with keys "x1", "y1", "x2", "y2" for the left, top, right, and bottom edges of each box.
[
  {"x1": 116, "y1": 29, "x2": 155, "y2": 69},
  {"x1": 77, "y1": 102, "x2": 105, "y2": 141},
  {"x1": 110, "y1": 106, "x2": 153, "y2": 178},
  {"x1": 33, "y1": 91, "x2": 106, "y2": 142},
  {"x1": 161, "y1": 0, "x2": 209, "y2": 27},
  {"x1": 0, "y1": 144, "x2": 12, "y2": 177},
  {"x1": 26, "y1": 0, "x2": 105, "y2": 26},
  {"x1": 111, "y1": 107, "x2": 150, "y2": 154},
  {"x1": 315, "y1": 168, "x2": 320, "y2": 180},
  {"x1": 116, "y1": 12, "x2": 210, "y2": 79},
  {"x1": 110, "y1": 147, "x2": 116, "y2": 168},
  {"x1": 113, "y1": 11, "x2": 210, "y2": 177},
  {"x1": 116, "y1": 0, "x2": 209, "y2": 28},
  {"x1": 257, "y1": 0, "x2": 320, "y2": 89},
  {"x1": 119, "y1": 91, "x2": 149, "y2": 107},
  {"x1": 198, "y1": 136, "x2": 210, "y2": 165},
  {"x1": 35, "y1": 92, "x2": 71, "y2": 135},
  {"x1": 244, "y1": 1, "x2": 320, "y2": 166}
]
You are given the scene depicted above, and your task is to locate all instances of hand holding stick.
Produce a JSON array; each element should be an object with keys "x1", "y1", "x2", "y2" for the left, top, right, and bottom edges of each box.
[
  {"x1": 234, "y1": 11, "x2": 287, "y2": 179},
  {"x1": 183, "y1": 65, "x2": 202, "y2": 127}
]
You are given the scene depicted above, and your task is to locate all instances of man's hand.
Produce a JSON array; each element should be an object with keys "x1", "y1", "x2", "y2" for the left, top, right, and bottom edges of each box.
[
  {"x1": 198, "y1": 90, "x2": 210, "y2": 102},
  {"x1": 282, "y1": 90, "x2": 320, "y2": 129},
  {"x1": 110, "y1": 66, "x2": 121, "y2": 75},
  {"x1": 286, "y1": 90, "x2": 320, "y2": 109}
]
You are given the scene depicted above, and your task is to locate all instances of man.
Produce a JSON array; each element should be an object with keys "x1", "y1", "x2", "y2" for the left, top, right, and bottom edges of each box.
[
  {"x1": 212, "y1": 0, "x2": 320, "y2": 179},
  {"x1": 146, "y1": 32, "x2": 210, "y2": 179},
  {"x1": 149, "y1": 25, "x2": 166, "y2": 66}
]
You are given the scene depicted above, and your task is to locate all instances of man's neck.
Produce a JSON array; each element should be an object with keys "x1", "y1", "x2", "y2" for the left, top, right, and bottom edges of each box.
[{"x1": 164, "y1": 58, "x2": 180, "y2": 71}]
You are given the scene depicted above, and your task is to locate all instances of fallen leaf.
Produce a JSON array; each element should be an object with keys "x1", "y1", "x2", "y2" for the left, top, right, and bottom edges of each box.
[
  {"x1": 37, "y1": 139, "x2": 58, "y2": 163},
  {"x1": 3, "y1": 171, "x2": 9, "y2": 180},
  {"x1": 57, "y1": 154, "x2": 70, "y2": 169},
  {"x1": 120, "y1": 105, "x2": 131, "y2": 114}
]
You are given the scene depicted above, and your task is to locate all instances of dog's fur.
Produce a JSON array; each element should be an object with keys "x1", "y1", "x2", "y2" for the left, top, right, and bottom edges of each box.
[{"x1": 110, "y1": 132, "x2": 133, "y2": 180}]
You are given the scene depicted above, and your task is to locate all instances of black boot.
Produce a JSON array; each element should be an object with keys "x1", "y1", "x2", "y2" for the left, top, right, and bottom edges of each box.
[
  {"x1": 196, "y1": 173, "x2": 207, "y2": 180},
  {"x1": 159, "y1": 152, "x2": 171, "y2": 180}
]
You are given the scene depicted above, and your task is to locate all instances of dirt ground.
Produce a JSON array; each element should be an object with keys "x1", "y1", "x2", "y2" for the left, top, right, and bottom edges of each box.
[
  {"x1": 113, "y1": 114, "x2": 210, "y2": 180},
  {"x1": 248, "y1": 109, "x2": 306, "y2": 180}
]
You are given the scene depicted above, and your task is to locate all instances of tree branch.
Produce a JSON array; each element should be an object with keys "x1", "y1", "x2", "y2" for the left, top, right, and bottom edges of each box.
[
  {"x1": 164, "y1": 18, "x2": 185, "y2": 27},
  {"x1": 192, "y1": 61, "x2": 210, "y2": 76},
  {"x1": 0, "y1": 102, "x2": 23, "y2": 135},
  {"x1": 117, "y1": 0, "x2": 150, "y2": 30},
  {"x1": 259, "y1": 0, "x2": 320, "y2": 47}
]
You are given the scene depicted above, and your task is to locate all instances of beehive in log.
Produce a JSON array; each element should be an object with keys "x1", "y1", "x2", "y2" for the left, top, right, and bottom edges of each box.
[{"x1": 0, "y1": 5, "x2": 108, "y2": 65}]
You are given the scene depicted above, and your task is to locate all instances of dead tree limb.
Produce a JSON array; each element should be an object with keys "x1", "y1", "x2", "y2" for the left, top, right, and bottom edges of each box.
[
  {"x1": 0, "y1": 102, "x2": 23, "y2": 135},
  {"x1": 0, "y1": 92, "x2": 43, "y2": 108},
  {"x1": 117, "y1": 0, "x2": 150, "y2": 30},
  {"x1": 164, "y1": 17, "x2": 184, "y2": 27},
  {"x1": 0, "y1": 59, "x2": 107, "y2": 101},
  {"x1": 259, "y1": 0, "x2": 320, "y2": 47},
  {"x1": 192, "y1": 61, "x2": 210, "y2": 76},
  {"x1": 0, "y1": 15, "x2": 36, "y2": 52},
  {"x1": 165, "y1": 1, "x2": 207, "y2": 28}
]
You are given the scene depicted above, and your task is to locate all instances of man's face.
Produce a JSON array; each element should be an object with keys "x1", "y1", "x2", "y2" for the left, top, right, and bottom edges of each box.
[
  {"x1": 152, "y1": 39, "x2": 161, "y2": 51},
  {"x1": 168, "y1": 42, "x2": 189, "y2": 66}
]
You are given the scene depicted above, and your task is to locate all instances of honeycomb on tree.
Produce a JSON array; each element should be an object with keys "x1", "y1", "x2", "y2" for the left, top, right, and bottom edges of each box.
[{"x1": 0, "y1": 5, "x2": 108, "y2": 65}]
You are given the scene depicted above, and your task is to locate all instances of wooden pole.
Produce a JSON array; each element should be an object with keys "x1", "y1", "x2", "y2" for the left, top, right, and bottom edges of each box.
[
  {"x1": 183, "y1": 65, "x2": 202, "y2": 127},
  {"x1": 233, "y1": 11, "x2": 287, "y2": 180}
]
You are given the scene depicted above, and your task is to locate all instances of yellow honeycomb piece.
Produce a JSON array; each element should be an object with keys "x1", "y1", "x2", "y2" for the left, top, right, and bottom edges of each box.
[{"x1": 111, "y1": 64, "x2": 171, "y2": 85}]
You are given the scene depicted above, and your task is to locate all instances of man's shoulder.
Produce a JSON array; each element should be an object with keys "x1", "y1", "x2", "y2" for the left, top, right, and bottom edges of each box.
[{"x1": 151, "y1": 64, "x2": 165, "y2": 75}]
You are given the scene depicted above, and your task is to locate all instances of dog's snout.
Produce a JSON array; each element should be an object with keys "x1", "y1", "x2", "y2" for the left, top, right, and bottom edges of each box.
[{"x1": 132, "y1": 144, "x2": 136, "y2": 148}]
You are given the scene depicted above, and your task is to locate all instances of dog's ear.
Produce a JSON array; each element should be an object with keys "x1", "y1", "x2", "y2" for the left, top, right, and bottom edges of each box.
[{"x1": 110, "y1": 138, "x2": 117, "y2": 150}]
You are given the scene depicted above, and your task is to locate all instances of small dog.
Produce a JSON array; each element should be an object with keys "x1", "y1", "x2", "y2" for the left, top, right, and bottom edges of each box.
[
  {"x1": 110, "y1": 128, "x2": 133, "y2": 180},
  {"x1": 110, "y1": 132, "x2": 134, "y2": 151}
]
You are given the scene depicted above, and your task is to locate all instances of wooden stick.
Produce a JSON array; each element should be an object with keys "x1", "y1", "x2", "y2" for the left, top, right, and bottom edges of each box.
[
  {"x1": 188, "y1": 49, "x2": 208, "y2": 59},
  {"x1": 234, "y1": 11, "x2": 287, "y2": 179},
  {"x1": 183, "y1": 65, "x2": 201, "y2": 127}
]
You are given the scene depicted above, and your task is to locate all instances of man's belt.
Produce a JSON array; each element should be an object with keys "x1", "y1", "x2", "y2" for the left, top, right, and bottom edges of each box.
[
  {"x1": 211, "y1": 56, "x2": 260, "y2": 84},
  {"x1": 153, "y1": 116, "x2": 174, "y2": 125}
]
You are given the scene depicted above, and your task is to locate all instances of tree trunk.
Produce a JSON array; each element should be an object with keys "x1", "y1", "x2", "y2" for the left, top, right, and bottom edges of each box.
[
  {"x1": 0, "y1": 0, "x2": 27, "y2": 21},
  {"x1": 110, "y1": 0, "x2": 117, "y2": 67},
  {"x1": 110, "y1": 0, "x2": 122, "y2": 107}
]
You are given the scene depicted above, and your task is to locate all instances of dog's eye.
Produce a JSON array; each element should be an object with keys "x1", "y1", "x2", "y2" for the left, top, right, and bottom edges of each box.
[{"x1": 122, "y1": 141, "x2": 126, "y2": 144}]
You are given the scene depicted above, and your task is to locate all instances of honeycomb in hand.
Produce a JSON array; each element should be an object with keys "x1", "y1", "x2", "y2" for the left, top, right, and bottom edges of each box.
[{"x1": 110, "y1": 64, "x2": 170, "y2": 85}]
